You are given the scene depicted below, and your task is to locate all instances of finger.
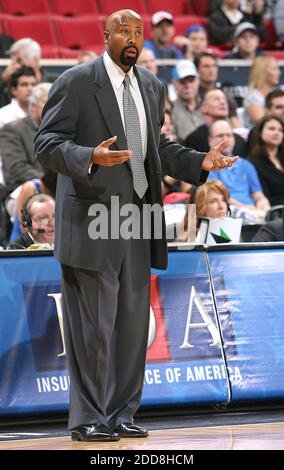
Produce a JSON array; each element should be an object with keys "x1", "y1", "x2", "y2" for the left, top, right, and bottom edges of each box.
[
  {"x1": 214, "y1": 138, "x2": 229, "y2": 153},
  {"x1": 108, "y1": 150, "x2": 132, "y2": 158},
  {"x1": 101, "y1": 136, "x2": 117, "y2": 148},
  {"x1": 223, "y1": 156, "x2": 239, "y2": 167}
]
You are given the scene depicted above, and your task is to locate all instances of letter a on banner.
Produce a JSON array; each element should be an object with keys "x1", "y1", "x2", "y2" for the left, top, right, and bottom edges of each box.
[{"x1": 180, "y1": 286, "x2": 222, "y2": 349}]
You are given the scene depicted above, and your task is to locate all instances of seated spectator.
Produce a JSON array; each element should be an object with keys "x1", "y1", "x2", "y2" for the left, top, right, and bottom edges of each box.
[
  {"x1": 249, "y1": 115, "x2": 284, "y2": 206},
  {"x1": 176, "y1": 180, "x2": 231, "y2": 242},
  {"x1": 273, "y1": 0, "x2": 284, "y2": 46},
  {"x1": 77, "y1": 51, "x2": 97, "y2": 64},
  {"x1": 251, "y1": 218, "x2": 284, "y2": 241},
  {"x1": 0, "y1": 38, "x2": 58, "y2": 107},
  {"x1": 1, "y1": 83, "x2": 52, "y2": 186},
  {"x1": 195, "y1": 51, "x2": 240, "y2": 127},
  {"x1": 7, "y1": 194, "x2": 55, "y2": 249},
  {"x1": 243, "y1": 56, "x2": 281, "y2": 127},
  {"x1": 173, "y1": 25, "x2": 208, "y2": 61},
  {"x1": 8, "y1": 169, "x2": 57, "y2": 241},
  {"x1": 208, "y1": 120, "x2": 270, "y2": 219},
  {"x1": 171, "y1": 60, "x2": 203, "y2": 142},
  {"x1": 184, "y1": 89, "x2": 246, "y2": 155},
  {"x1": 224, "y1": 21, "x2": 264, "y2": 59},
  {"x1": 137, "y1": 47, "x2": 158, "y2": 75},
  {"x1": 247, "y1": 88, "x2": 284, "y2": 153},
  {"x1": 0, "y1": 33, "x2": 14, "y2": 58},
  {"x1": 143, "y1": 11, "x2": 183, "y2": 83},
  {"x1": 0, "y1": 66, "x2": 37, "y2": 128},
  {"x1": 0, "y1": 66, "x2": 37, "y2": 184},
  {"x1": 161, "y1": 109, "x2": 192, "y2": 197},
  {"x1": 208, "y1": 0, "x2": 266, "y2": 46}
]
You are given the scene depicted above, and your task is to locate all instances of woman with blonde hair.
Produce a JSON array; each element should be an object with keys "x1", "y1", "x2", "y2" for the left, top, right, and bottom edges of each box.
[{"x1": 244, "y1": 56, "x2": 281, "y2": 126}]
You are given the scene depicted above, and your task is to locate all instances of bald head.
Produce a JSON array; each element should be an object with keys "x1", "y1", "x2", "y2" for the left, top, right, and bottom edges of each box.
[
  {"x1": 208, "y1": 119, "x2": 235, "y2": 156},
  {"x1": 201, "y1": 89, "x2": 229, "y2": 122},
  {"x1": 104, "y1": 10, "x2": 144, "y2": 72},
  {"x1": 106, "y1": 9, "x2": 142, "y2": 30}
]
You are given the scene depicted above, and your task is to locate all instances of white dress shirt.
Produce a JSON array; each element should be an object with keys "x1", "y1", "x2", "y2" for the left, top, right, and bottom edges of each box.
[
  {"x1": 103, "y1": 51, "x2": 148, "y2": 159},
  {"x1": 0, "y1": 98, "x2": 27, "y2": 128}
]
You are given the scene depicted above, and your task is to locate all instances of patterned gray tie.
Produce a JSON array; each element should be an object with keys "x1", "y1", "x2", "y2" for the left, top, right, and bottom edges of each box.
[{"x1": 123, "y1": 75, "x2": 148, "y2": 199}]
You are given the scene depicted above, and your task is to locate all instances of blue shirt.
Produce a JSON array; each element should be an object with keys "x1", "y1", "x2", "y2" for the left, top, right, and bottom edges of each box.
[{"x1": 208, "y1": 158, "x2": 263, "y2": 205}]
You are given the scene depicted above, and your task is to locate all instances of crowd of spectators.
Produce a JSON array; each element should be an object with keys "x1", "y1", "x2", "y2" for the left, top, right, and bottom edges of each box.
[{"x1": 1, "y1": 1, "x2": 284, "y2": 248}]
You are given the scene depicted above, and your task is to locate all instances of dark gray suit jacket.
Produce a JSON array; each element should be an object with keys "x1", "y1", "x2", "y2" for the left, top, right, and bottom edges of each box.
[
  {"x1": 252, "y1": 219, "x2": 284, "y2": 242},
  {"x1": 1, "y1": 115, "x2": 44, "y2": 185},
  {"x1": 34, "y1": 55, "x2": 207, "y2": 271}
]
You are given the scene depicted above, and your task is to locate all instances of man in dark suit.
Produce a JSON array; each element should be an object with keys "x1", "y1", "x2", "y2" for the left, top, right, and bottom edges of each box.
[
  {"x1": 252, "y1": 219, "x2": 284, "y2": 242},
  {"x1": 34, "y1": 9, "x2": 237, "y2": 442}
]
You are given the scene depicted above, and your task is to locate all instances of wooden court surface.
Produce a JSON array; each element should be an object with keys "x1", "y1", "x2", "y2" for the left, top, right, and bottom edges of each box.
[{"x1": 1, "y1": 421, "x2": 284, "y2": 450}]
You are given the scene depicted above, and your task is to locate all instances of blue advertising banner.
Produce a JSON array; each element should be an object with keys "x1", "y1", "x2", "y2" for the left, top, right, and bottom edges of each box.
[
  {"x1": 208, "y1": 247, "x2": 284, "y2": 400},
  {"x1": 1, "y1": 245, "x2": 284, "y2": 417}
]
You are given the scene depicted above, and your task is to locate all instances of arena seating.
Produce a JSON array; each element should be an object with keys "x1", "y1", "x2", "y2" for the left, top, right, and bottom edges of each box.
[{"x1": 0, "y1": 0, "x2": 280, "y2": 59}]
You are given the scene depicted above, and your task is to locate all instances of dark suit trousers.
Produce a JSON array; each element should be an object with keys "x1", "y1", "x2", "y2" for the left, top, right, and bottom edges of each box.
[{"x1": 61, "y1": 198, "x2": 151, "y2": 430}]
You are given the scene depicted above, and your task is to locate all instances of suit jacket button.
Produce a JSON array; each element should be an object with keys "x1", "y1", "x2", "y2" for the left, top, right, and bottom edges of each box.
[{"x1": 155, "y1": 170, "x2": 160, "y2": 175}]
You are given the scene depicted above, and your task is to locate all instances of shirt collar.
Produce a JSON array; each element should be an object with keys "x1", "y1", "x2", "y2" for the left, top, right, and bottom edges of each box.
[{"x1": 103, "y1": 51, "x2": 137, "y2": 91}]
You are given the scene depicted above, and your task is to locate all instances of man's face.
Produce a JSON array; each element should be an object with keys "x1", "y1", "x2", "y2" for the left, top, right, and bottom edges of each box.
[
  {"x1": 268, "y1": 96, "x2": 284, "y2": 122},
  {"x1": 188, "y1": 31, "x2": 208, "y2": 55},
  {"x1": 208, "y1": 121, "x2": 235, "y2": 156},
  {"x1": 198, "y1": 57, "x2": 218, "y2": 85},
  {"x1": 173, "y1": 76, "x2": 199, "y2": 102},
  {"x1": 30, "y1": 94, "x2": 49, "y2": 125},
  {"x1": 30, "y1": 201, "x2": 55, "y2": 245},
  {"x1": 152, "y1": 20, "x2": 175, "y2": 47},
  {"x1": 203, "y1": 90, "x2": 229, "y2": 119},
  {"x1": 236, "y1": 31, "x2": 259, "y2": 56},
  {"x1": 11, "y1": 75, "x2": 37, "y2": 106},
  {"x1": 104, "y1": 12, "x2": 144, "y2": 72},
  {"x1": 137, "y1": 48, "x2": 157, "y2": 74}
]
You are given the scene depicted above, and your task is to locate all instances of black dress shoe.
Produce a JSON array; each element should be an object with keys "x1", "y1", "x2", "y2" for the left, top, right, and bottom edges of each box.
[
  {"x1": 71, "y1": 423, "x2": 120, "y2": 441},
  {"x1": 114, "y1": 422, "x2": 148, "y2": 438}
]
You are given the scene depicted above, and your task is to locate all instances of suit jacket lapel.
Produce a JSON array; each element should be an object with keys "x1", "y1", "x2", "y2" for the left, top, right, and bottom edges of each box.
[{"x1": 92, "y1": 55, "x2": 127, "y2": 150}]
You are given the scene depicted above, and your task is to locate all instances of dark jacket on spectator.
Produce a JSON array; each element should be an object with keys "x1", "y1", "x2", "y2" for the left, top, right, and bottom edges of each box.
[
  {"x1": 208, "y1": 8, "x2": 265, "y2": 45},
  {"x1": 250, "y1": 153, "x2": 284, "y2": 206},
  {"x1": 252, "y1": 219, "x2": 284, "y2": 242},
  {"x1": 184, "y1": 123, "x2": 247, "y2": 157},
  {"x1": 1, "y1": 115, "x2": 44, "y2": 185}
]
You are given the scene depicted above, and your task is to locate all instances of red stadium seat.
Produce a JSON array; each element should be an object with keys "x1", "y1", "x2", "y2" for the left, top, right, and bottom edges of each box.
[
  {"x1": 146, "y1": 0, "x2": 190, "y2": 15},
  {"x1": 191, "y1": 0, "x2": 210, "y2": 16},
  {"x1": 49, "y1": 0, "x2": 98, "y2": 17},
  {"x1": 1, "y1": 0, "x2": 50, "y2": 16},
  {"x1": 174, "y1": 15, "x2": 208, "y2": 37},
  {"x1": 266, "y1": 50, "x2": 284, "y2": 59},
  {"x1": 2, "y1": 15, "x2": 59, "y2": 57},
  {"x1": 97, "y1": 0, "x2": 146, "y2": 15},
  {"x1": 261, "y1": 19, "x2": 278, "y2": 50},
  {"x1": 54, "y1": 16, "x2": 104, "y2": 52}
]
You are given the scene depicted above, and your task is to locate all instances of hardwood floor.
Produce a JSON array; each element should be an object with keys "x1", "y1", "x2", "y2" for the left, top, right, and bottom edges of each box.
[{"x1": 1, "y1": 422, "x2": 284, "y2": 450}]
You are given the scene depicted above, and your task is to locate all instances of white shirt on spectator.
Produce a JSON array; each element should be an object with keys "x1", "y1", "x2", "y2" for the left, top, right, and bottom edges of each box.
[{"x1": 0, "y1": 98, "x2": 27, "y2": 129}]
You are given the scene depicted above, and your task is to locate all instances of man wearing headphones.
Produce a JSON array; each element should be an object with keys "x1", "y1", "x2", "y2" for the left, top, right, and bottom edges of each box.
[{"x1": 7, "y1": 194, "x2": 55, "y2": 249}]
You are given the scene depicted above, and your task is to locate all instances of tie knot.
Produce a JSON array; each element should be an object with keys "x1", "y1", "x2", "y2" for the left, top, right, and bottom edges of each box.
[{"x1": 123, "y1": 75, "x2": 130, "y2": 88}]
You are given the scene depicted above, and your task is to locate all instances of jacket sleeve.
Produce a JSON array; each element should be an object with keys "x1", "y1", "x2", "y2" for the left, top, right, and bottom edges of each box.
[{"x1": 33, "y1": 71, "x2": 94, "y2": 183}]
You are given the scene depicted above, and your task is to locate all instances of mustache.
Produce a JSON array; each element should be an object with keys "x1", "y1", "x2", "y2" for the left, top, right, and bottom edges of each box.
[{"x1": 122, "y1": 45, "x2": 138, "y2": 54}]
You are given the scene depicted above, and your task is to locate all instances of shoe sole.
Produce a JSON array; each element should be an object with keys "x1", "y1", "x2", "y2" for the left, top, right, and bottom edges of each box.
[{"x1": 71, "y1": 434, "x2": 120, "y2": 442}]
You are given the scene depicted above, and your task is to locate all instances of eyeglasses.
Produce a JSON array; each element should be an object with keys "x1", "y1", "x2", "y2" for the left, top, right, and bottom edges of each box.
[{"x1": 32, "y1": 215, "x2": 55, "y2": 225}]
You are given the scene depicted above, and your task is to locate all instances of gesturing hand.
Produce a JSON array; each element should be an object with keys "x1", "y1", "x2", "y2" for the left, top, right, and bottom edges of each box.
[
  {"x1": 202, "y1": 139, "x2": 239, "y2": 172},
  {"x1": 92, "y1": 136, "x2": 132, "y2": 166}
]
